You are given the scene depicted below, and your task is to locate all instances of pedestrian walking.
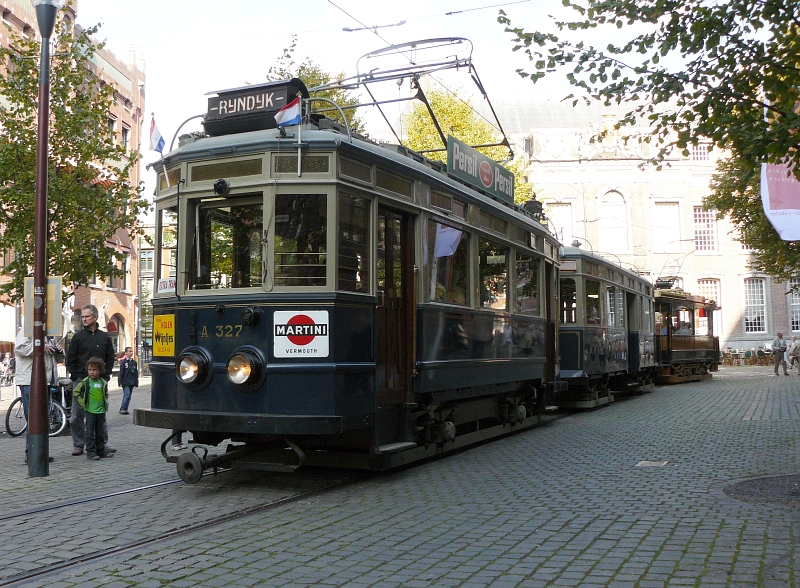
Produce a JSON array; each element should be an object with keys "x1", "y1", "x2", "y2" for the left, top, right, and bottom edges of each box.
[
  {"x1": 789, "y1": 335, "x2": 799, "y2": 372},
  {"x1": 771, "y1": 332, "x2": 789, "y2": 375},
  {"x1": 117, "y1": 346, "x2": 138, "y2": 415},
  {"x1": 66, "y1": 304, "x2": 116, "y2": 456}
]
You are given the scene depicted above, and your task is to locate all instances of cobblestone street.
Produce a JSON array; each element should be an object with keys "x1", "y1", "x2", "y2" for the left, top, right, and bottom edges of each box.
[{"x1": 1, "y1": 366, "x2": 798, "y2": 587}]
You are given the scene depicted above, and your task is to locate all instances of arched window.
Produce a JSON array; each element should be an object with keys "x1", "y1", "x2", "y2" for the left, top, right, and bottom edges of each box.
[
  {"x1": 598, "y1": 191, "x2": 629, "y2": 253},
  {"x1": 107, "y1": 315, "x2": 125, "y2": 356}
]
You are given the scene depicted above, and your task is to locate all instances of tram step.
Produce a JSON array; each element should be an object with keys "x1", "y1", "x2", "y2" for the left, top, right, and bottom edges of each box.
[
  {"x1": 376, "y1": 442, "x2": 417, "y2": 454},
  {"x1": 543, "y1": 405, "x2": 559, "y2": 412}
]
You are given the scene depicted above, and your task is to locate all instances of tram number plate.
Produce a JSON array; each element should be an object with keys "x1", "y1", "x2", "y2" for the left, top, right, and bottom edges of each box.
[{"x1": 273, "y1": 311, "x2": 330, "y2": 358}]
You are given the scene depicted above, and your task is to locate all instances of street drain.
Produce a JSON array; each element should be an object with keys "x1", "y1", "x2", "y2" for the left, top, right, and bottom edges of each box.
[{"x1": 636, "y1": 460, "x2": 668, "y2": 467}]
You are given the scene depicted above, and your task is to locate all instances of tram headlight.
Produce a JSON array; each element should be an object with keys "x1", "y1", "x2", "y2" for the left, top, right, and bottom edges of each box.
[
  {"x1": 226, "y1": 347, "x2": 264, "y2": 387},
  {"x1": 175, "y1": 349, "x2": 210, "y2": 386}
]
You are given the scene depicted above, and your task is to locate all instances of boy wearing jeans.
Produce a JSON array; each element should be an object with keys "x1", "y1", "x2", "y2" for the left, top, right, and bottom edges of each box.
[{"x1": 73, "y1": 357, "x2": 114, "y2": 460}]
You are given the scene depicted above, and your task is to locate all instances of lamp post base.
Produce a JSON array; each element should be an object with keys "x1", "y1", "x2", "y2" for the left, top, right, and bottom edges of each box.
[{"x1": 27, "y1": 433, "x2": 50, "y2": 477}]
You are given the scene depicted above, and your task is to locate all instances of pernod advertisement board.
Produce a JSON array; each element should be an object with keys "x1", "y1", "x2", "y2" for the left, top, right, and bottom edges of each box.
[{"x1": 446, "y1": 136, "x2": 514, "y2": 205}]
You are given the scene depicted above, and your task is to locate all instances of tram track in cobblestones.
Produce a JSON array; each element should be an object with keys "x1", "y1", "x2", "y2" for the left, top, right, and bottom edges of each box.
[{"x1": 0, "y1": 474, "x2": 358, "y2": 588}]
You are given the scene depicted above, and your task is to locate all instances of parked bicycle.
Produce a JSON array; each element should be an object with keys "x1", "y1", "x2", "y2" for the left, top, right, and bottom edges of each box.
[{"x1": 5, "y1": 379, "x2": 71, "y2": 438}]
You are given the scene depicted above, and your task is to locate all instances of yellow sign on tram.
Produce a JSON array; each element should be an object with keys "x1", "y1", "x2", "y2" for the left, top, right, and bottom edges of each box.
[{"x1": 153, "y1": 314, "x2": 176, "y2": 357}]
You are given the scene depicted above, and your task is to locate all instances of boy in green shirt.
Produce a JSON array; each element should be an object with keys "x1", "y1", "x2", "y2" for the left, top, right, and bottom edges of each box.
[{"x1": 73, "y1": 357, "x2": 113, "y2": 460}]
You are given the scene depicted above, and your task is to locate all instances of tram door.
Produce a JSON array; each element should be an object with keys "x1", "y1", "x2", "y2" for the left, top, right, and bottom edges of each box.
[{"x1": 375, "y1": 206, "x2": 414, "y2": 447}]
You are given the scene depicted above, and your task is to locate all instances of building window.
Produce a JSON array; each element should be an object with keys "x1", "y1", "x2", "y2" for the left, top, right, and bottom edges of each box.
[
  {"x1": 653, "y1": 202, "x2": 680, "y2": 252},
  {"x1": 599, "y1": 191, "x2": 629, "y2": 253},
  {"x1": 697, "y1": 279, "x2": 720, "y2": 304},
  {"x1": 140, "y1": 250, "x2": 154, "y2": 273},
  {"x1": 693, "y1": 207, "x2": 717, "y2": 251},
  {"x1": 791, "y1": 277, "x2": 800, "y2": 332},
  {"x1": 691, "y1": 144, "x2": 710, "y2": 161},
  {"x1": 107, "y1": 118, "x2": 117, "y2": 142},
  {"x1": 121, "y1": 126, "x2": 130, "y2": 152},
  {"x1": 744, "y1": 278, "x2": 766, "y2": 333},
  {"x1": 546, "y1": 202, "x2": 572, "y2": 244}
]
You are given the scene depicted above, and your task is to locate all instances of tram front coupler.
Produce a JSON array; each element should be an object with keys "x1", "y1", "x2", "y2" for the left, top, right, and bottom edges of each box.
[{"x1": 161, "y1": 432, "x2": 264, "y2": 484}]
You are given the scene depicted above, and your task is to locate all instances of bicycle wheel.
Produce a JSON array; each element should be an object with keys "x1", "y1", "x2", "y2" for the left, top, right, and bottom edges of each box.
[
  {"x1": 5, "y1": 397, "x2": 27, "y2": 437},
  {"x1": 48, "y1": 401, "x2": 67, "y2": 437}
]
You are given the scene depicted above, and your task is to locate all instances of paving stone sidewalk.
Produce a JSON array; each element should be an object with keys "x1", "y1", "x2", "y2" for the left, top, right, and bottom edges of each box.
[{"x1": 2, "y1": 366, "x2": 799, "y2": 587}]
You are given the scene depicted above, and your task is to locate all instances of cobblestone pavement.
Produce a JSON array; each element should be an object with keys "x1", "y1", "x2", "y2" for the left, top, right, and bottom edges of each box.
[{"x1": 1, "y1": 366, "x2": 799, "y2": 587}]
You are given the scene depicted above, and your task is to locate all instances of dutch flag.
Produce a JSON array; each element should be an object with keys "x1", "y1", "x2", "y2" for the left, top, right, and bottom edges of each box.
[
  {"x1": 150, "y1": 115, "x2": 165, "y2": 153},
  {"x1": 275, "y1": 96, "x2": 302, "y2": 128}
]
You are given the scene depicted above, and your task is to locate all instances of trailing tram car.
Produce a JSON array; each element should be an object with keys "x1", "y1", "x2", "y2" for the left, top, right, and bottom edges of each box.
[
  {"x1": 653, "y1": 287, "x2": 720, "y2": 383},
  {"x1": 557, "y1": 246, "x2": 657, "y2": 408},
  {"x1": 134, "y1": 78, "x2": 565, "y2": 481}
]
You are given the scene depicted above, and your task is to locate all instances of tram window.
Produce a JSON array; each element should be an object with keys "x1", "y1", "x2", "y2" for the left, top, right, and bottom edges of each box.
[
  {"x1": 189, "y1": 198, "x2": 263, "y2": 290},
  {"x1": 644, "y1": 298, "x2": 653, "y2": 332},
  {"x1": 586, "y1": 280, "x2": 601, "y2": 325},
  {"x1": 672, "y1": 305, "x2": 694, "y2": 335},
  {"x1": 274, "y1": 194, "x2": 327, "y2": 287},
  {"x1": 606, "y1": 286, "x2": 616, "y2": 327},
  {"x1": 656, "y1": 310, "x2": 668, "y2": 335},
  {"x1": 338, "y1": 194, "x2": 370, "y2": 293},
  {"x1": 155, "y1": 206, "x2": 177, "y2": 294},
  {"x1": 617, "y1": 290, "x2": 626, "y2": 328},
  {"x1": 479, "y1": 238, "x2": 507, "y2": 310},
  {"x1": 560, "y1": 278, "x2": 577, "y2": 323},
  {"x1": 427, "y1": 220, "x2": 468, "y2": 305},
  {"x1": 515, "y1": 254, "x2": 539, "y2": 314},
  {"x1": 695, "y1": 307, "x2": 711, "y2": 336}
]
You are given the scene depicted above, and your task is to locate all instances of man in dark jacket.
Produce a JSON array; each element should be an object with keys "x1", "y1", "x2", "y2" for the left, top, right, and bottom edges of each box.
[
  {"x1": 66, "y1": 304, "x2": 117, "y2": 456},
  {"x1": 117, "y1": 347, "x2": 138, "y2": 415}
]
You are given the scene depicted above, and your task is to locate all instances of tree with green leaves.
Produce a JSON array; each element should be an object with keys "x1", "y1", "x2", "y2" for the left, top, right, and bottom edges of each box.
[
  {"x1": 266, "y1": 35, "x2": 365, "y2": 133},
  {"x1": 499, "y1": 1, "x2": 800, "y2": 276},
  {"x1": 707, "y1": 154, "x2": 800, "y2": 284},
  {"x1": 402, "y1": 87, "x2": 534, "y2": 204},
  {"x1": 0, "y1": 14, "x2": 147, "y2": 299}
]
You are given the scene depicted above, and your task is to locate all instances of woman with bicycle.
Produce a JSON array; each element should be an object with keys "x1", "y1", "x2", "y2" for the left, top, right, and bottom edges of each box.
[{"x1": 14, "y1": 328, "x2": 62, "y2": 464}]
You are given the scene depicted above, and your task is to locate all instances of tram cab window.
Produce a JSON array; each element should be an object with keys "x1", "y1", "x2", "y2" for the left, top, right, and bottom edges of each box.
[
  {"x1": 656, "y1": 307, "x2": 668, "y2": 335},
  {"x1": 155, "y1": 206, "x2": 177, "y2": 294},
  {"x1": 695, "y1": 307, "x2": 712, "y2": 336},
  {"x1": 672, "y1": 305, "x2": 694, "y2": 335},
  {"x1": 479, "y1": 238, "x2": 507, "y2": 310},
  {"x1": 560, "y1": 278, "x2": 577, "y2": 323},
  {"x1": 515, "y1": 254, "x2": 539, "y2": 314},
  {"x1": 585, "y1": 280, "x2": 601, "y2": 325},
  {"x1": 338, "y1": 194, "x2": 370, "y2": 293},
  {"x1": 189, "y1": 197, "x2": 263, "y2": 290},
  {"x1": 427, "y1": 220, "x2": 468, "y2": 305},
  {"x1": 274, "y1": 194, "x2": 327, "y2": 287}
]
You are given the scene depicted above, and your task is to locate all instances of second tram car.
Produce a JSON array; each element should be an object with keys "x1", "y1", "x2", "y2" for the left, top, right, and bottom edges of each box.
[
  {"x1": 558, "y1": 246, "x2": 657, "y2": 408},
  {"x1": 134, "y1": 78, "x2": 565, "y2": 480}
]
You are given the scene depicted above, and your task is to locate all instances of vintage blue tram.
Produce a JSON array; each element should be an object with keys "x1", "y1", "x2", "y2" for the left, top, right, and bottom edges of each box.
[
  {"x1": 134, "y1": 78, "x2": 564, "y2": 480},
  {"x1": 557, "y1": 246, "x2": 657, "y2": 408}
]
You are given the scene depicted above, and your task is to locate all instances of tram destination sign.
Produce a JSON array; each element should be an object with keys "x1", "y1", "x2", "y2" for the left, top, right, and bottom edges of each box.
[
  {"x1": 446, "y1": 136, "x2": 514, "y2": 205},
  {"x1": 204, "y1": 79, "x2": 308, "y2": 136}
]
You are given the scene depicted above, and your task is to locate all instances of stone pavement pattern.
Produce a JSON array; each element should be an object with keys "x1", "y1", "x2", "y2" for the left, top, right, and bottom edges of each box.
[{"x1": 1, "y1": 366, "x2": 799, "y2": 587}]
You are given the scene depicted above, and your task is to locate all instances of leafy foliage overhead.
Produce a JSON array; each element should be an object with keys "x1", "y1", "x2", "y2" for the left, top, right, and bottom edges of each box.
[
  {"x1": 402, "y1": 87, "x2": 534, "y2": 204},
  {"x1": 0, "y1": 14, "x2": 148, "y2": 299},
  {"x1": 499, "y1": 1, "x2": 800, "y2": 168}
]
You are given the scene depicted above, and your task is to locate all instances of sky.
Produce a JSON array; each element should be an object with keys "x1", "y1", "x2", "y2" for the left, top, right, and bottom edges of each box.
[{"x1": 74, "y1": 0, "x2": 573, "y2": 211}]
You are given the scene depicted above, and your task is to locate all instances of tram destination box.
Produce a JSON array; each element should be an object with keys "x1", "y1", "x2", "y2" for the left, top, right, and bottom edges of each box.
[{"x1": 204, "y1": 78, "x2": 309, "y2": 137}]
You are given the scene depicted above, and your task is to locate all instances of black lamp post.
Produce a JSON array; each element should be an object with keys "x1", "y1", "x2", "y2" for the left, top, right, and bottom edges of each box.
[{"x1": 28, "y1": 0, "x2": 63, "y2": 477}]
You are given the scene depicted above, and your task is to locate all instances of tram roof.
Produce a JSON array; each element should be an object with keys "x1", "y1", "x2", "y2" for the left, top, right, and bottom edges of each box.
[
  {"x1": 156, "y1": 123, "x2": 556, "y2": 243},
  {"x1": 560, "y1": 245, "x2": 649, "y2": 284}
]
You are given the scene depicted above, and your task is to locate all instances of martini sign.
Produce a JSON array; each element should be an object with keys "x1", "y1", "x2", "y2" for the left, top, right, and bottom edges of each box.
[
  {"x1": 447, "y1": 136, "x2": 514, "y2": 205},
  {"x1": 273, "y1": 311, "x2": 329, "y2": 358}
]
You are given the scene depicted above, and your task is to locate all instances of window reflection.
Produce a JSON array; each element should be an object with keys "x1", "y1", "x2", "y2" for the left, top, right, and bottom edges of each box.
[
  {"x1": 479, "y1": 238, "x2": 507, "y2": 310},
  {"x1": 274, "y1": 194, "x2": 327, "y2": 287},
  {"x1": 427, "y1": 221, "x2": 468, "y2": 305}
]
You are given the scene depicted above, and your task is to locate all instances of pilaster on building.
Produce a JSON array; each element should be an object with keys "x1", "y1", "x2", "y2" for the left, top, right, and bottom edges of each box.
[{"x1": 0, "y1": 0, "x2": 146, "y2": 355}]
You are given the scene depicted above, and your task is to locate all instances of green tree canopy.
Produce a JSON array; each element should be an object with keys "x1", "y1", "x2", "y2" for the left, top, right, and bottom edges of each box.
[
  {"x1": 266, "y1": 36, "x2": 365, "y2": 133},
  {"x1": 0, "y1": 14, "x2": 147, "y2": 299},
  {"x1": 499, "y1": 2, "x2": 800, "y2": 168},
  {"x1": 402, "y1": 87, "x2": 534, "y2": 204}
]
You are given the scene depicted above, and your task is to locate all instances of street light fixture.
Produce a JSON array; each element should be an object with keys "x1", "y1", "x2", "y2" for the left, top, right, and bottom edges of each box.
[{"x1": 28, "y1": 0, "x2": 64, "y2": 477}]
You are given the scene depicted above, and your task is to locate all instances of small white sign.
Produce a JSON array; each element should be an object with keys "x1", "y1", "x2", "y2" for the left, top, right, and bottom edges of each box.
[
  {"x1": 273, "y1": 311, "x2": 329, "y2": 358},
  {"x1": 157, "y1": 278, "x2": 176, "y2": 294}
]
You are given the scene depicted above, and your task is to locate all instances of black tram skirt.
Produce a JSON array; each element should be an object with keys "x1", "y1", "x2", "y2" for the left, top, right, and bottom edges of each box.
[{"x1": 133, "y1": 408, "x2": 344, "y2": 436}]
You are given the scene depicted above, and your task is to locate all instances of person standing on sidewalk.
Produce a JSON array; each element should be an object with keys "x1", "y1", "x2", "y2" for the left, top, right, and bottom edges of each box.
[
  {"x1": 73, "y1": 357, "x2": 113, "y2": 460},
  {"x1": 117, "y1": 347, "x2": 138, "y2": 415},
  {"x1": 771, "y1": 332, "x2": 789, "y2": 375},
  {"x1": 66, "y1": 304, "x2": 116, "y2": 456},
  {"x1": 14, "y1": 327, "x2": 58, "y2": 465}
]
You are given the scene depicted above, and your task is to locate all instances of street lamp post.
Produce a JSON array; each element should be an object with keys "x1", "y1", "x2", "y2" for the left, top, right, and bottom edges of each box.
[{"x1": 29, "y1": 0, "x2": 64, "y2": 477}]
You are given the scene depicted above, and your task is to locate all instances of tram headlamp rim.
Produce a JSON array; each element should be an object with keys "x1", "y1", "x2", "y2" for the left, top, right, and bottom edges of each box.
[
  {"x1": 176, "y1": 349, "x2": 210, "y2": 387},
  {"x1": 226, "y1": 347, "x2": 264, "y2": 387}
]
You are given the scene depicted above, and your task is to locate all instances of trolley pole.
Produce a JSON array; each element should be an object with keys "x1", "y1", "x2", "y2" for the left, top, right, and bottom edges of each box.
[{"x1": 29, "y1": 0, "x2": 63, "y2": 477}]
